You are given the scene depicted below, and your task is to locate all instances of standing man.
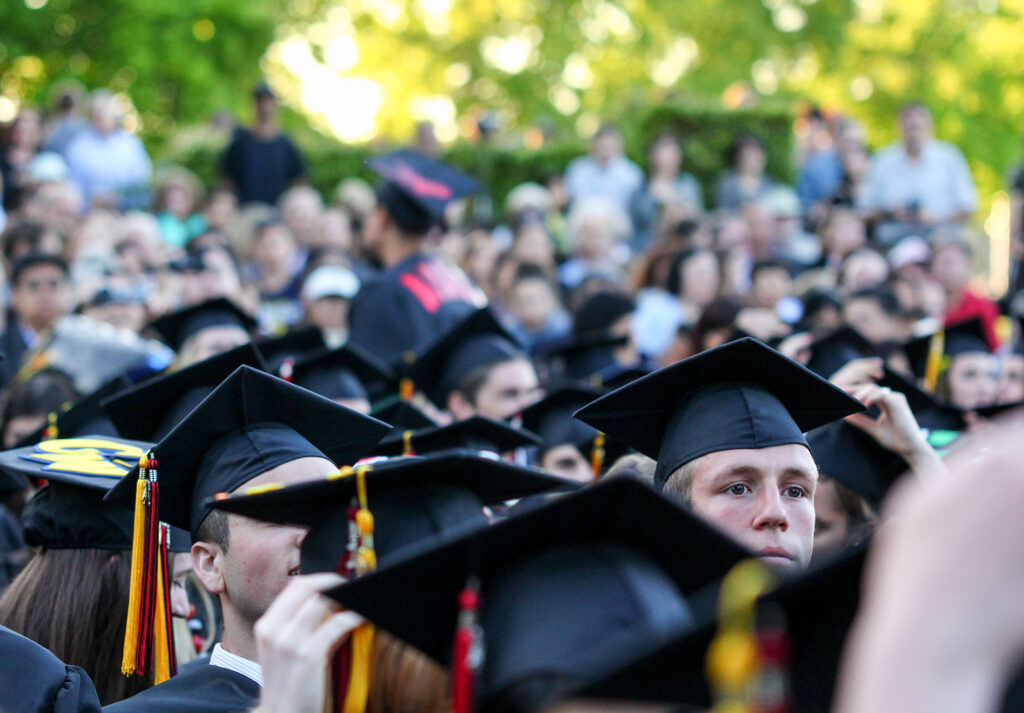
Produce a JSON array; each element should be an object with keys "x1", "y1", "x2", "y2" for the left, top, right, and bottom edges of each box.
[
  {"x1": 564, "y1": 123, "x2": 643, "y2": 215},
  {"x1": 220, "y1": 83, "x2": 305, "y2": 207},
  {"x1": 347, "y1": 149, "x2": 485, "y2": 365},
  {"x1": 576, "y1": 338, "x2": 864, "y2": 571},
  {"x1": 103, "y1": 366, "x2": 389, "y2": 713}
]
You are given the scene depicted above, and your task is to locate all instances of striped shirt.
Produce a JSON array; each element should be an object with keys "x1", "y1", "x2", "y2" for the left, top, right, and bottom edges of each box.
[{"x1": 209, "y1": 643, "x2": 263, "y2": 686}]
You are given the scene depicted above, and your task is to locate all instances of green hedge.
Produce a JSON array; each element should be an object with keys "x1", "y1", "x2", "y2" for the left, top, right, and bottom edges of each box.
[{"x1": 157, "y1": 104, "x2": 793, "y2": 218}]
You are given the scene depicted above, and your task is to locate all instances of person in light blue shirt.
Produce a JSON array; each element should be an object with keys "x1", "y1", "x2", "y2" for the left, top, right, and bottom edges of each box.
[
  {"x1": 564, "y1": 124, "x2": 644, "y2": 215},
  {"x1": 64, "y1": 90, "x2": 151, "y2": 212}
]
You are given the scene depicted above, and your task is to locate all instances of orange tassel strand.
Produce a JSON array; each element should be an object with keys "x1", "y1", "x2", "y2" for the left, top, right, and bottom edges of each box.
[{"x1": 590, "y1": 432, "x2": 606, "y2": 480}]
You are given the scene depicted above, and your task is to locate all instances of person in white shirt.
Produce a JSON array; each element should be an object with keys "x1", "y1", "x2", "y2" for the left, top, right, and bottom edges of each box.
[{"x1": 564, "y1": 124, "x2": 643, "y2": 215}]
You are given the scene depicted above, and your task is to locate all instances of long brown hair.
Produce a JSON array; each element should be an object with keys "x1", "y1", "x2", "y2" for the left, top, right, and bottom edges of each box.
[
  {"x1": 368, "y1": 631, "x2": 449, "y2": 713},
  {"x1": 0, "y1": 547, "x2": 152, "y2": 704}
]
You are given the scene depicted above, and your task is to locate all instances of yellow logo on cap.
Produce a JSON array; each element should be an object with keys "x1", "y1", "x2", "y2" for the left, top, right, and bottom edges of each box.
[{"x1": 23, "y1": 438, "x2": 147, "y2": 478}]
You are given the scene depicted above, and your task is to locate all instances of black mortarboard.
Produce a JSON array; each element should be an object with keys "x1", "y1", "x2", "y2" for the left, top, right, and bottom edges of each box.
[
  {"x1": 210, "y1": 452, "x2": 574, "y2": 574},
  {"x1": 518, "y1": 388, "x2": 631, "y2": 473},
  {"x1": 592, "y1": 363, "x2": 652, "y2": 391},
  {"x1": 806, "y1": 421, "x2": 909, "y2": 510},
  {"x1": 370, "y1": 149, "x2": 480, "y2": 231},
  {"x1": 369, "y1": 416, "x2": 539, "y2": 458},
  {"x1": 574, "y1": 339, "x2": 865, "y2": 489},
  {"x1": 0, "y1": 437, "x2": 190, "y2": 552},
  {"x1": 535, "y1": 331, "x2": 629, "y2": 383},
  {"x1": 147, "y1": 298, "x2": 258, "y2": 352},
  {"x1": 253, "y1": 327, "x2": 327, "y2": 374},
  {"x1": 876, "y1": 367, "x2": 967, "y2": 441},
  {"x1": 15, "y1": 375, "x2": 130, "y2": 448},
  {"x1": 805, "y1": 326, "x2": 876, "y2": 379},
  {"x1": 572, "y1": 292, "x2": 636, "y2": 336},
  {"x1": 103, "y1": 366, "x2": 391, "y2": 534},
  {"x1": 102, "y1": 343, "x2": 268, "y2": 441},
  {"x1": 323, "y1": 478, "x2": 752, "y2": 710},
  {"x1": 369, "y1": 396, "x2": 437, "y2": 430},
  {"x1": 404, "y1": 308, "x2": 526, "y2": 409},
  {"x1": 903, "y1": 317, "x2": 991, "y2": 379},
  {"x1": 290, "y1": 344, "x2": 394, "y2": 403},
  {"x1": 578, "y1": 543, "x2": 867, "y2": 713}
]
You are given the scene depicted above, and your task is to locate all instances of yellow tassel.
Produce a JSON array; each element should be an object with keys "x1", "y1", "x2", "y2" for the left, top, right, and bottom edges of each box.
[
  {"x1": 343, "y1": 623, "x2": 375, "y2": 713},
  {"x1": 152, "y1": 543, "x2": 171, "y2": 684},
  {"x1": 402, "y1": 430, "x2": 413, "y2": 456},
  {"x1": 590, "y1": 432, "x2": 606, "y2": 480},
  {"x1": 121, "y1": 456, "x2": 149, "y2": 675},
  {"x1": 924, "y1": 329, "x2": 945, "y2": 393},
  {"x1": 399, "y1": 377, "x2": 414, "y2": 401},
  {"x1": 43, "y1": 412, "x2": 58, "y2": 441}
]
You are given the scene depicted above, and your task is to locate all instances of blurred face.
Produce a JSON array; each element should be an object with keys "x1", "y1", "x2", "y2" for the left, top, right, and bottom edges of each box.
[
  {"x1": 82, "y1": 301, "x2": 147, "y2": 333},
  {"x1": 843, "y1": 297, "x2": 901, "y2": 345},
  {"x1": 11, "y1": 264, "x2": 72, "y2": 330},
  {"x1": 171, "y1": 553, "x2": 194, "y2": 619},
  {"x1": 841, "y1": 251, "x2": 888, "y2": 294},
  {"x1": 512, "y1": 223, "x2": 555, "y2": 267},
  {"x1": 4, "y1": 414, "x2": 47, "y2": 450},
  {"x1": 997, "y1": 354, "x2": 1024, "y2": 404},
  {"x1": 91, "y1": 99, "x2": 118, "y2": 134},
  {"x1": 751, "y1": 267, "x2": 791, "y2": 309},
  {"x1": 736, "y1": 141, "x2": 767, "y2": 175},
  {"x1": 163, "y1": 184, "x2": 194, "y2": 218},
  {"x1": 650, "y1": 138, "x2": 682, "y2": 174},
  {"x1": 253, "y1": 225, "x2": 297, "y2": 269},
  {"x1": 592, "y1": 131, "x2": 622, "y2": 164},
  {"x1": 900, "y1": 107, "x2": 932, "y2": 151},
  {"x1": 306, "y1": 296, "x2": 350, "y2": 330},
  {"x1": 208, "y1": 457, "x2": 336, "y2": 624},
  {"x1": 573, "y1": 217, "x2": 614, "y2": 261},
  {"x1": 931, "y1": 244, "x2": 971, "y2": 293},
  {"x1": 510, "y1": 278, "x2": 558, "y2": 331},
  {"x1": 812, "y1": 476, "x2": 850, "y2": 562},
  {"x1": 946, "y1": 352, "x2": 999, "y2": 410},
  {"x1": 688, "y1": 444, "x2": 818, "y2": 571},
  {"x1": 205, "y1": 191, "x2": 238, "y2": 231},
  {"x1": 459, "y1": 359, "x2": 541, "y2": 421},
  {"x1": 12, "y1": 109, "x2": 42, "y2": 149},
  {"x1": 183, "y1": 250, "x2": 243, "y2": 305},
  {"x1": 679, "y1": 251, "x2": 720, "y2": 308},
  {"x1": 255, "y1": 94, "x2": 277, "y2": 122},
  {"x1": 184, "y1": 325, "x2": 251, "y2": 365},
  {"x1": 540, "y1": 445, "x2": 594, "y2": 484},
  {"x1": 824, "y1": 212, "x2": 866, "y2": 258},
  {"x1": 317, "y1": 209, "x2": 353, "y2": 252},
  {"x1": 283, "y1": 193, "x2": 323, "y2": 244}
]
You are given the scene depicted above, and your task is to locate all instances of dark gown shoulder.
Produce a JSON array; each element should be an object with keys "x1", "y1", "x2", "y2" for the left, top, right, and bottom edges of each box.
[
  {"x1": 102, "y1": 664, "x2": 259, "y2": 713},
  {"x1": 0, "y1": 625, "x2": 102, "y2": 713}
]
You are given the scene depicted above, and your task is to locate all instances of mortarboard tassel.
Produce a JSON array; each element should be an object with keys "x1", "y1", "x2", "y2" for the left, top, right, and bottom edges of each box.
[
  {"x1": 402, "y1": 430, "x2": 415, "y2": 457},
  {"x1": 279, "y1": 357, "x2": 295, "y2": 383},
  {"x1": 399, "y1": 377, "x2": 414, "y2": 402},
  {"x1": 122, "y1": 455, "x2": 151, "y2": 675},
  {"x1": 924, "y1": 329, "x2": 945, "y2": 393},
  {"x1": 450, "y1": 576, "x2": 482, "y2": 713},
  {"x1": 152, "y1": 522, "x2": 177, "y2": 684},
  {"x1": 590, "y1": 432, "x2": 606, "y2": 480},
  {"x1": 43, "y1": 411, "x2": 59, "y2": 441}
]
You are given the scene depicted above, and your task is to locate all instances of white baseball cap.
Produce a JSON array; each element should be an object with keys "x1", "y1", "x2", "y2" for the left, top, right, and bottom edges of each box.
[{"x1": 301, "y1": 264, "x2": 360, "y2": 301}]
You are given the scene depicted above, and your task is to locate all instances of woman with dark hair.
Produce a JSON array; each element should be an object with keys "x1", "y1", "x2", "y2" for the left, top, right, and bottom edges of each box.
[
  {"x1": 714, "y1": 133, "x2": 778, "y2": 210},
  {"x1": 0, "y1": 367, "x2": 77, "y2": 450}
]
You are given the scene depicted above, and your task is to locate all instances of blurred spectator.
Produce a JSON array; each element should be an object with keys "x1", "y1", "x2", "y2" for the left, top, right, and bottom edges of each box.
[
  {"x1": 630, "y1": 132, "x2": 704, "y2": 250},
  {"x1": 279, "y1": 185, "x2": 323, "y2": 248},
  {"x1": 79, "y1": 278, "x2": 147, "y2": 333},
  {"x1": 413, "y1": 121, "x2": 443, "y2": 158},
  {"x1": 20, "y1": 181, "x2": 83, "y2": 238},
  {"x1": 154, "y1": 166, "x2": 206, "y2": 248},
  {"x1": 1, "y1": 222, "x2": 63, "y2": 267},
  {"x1": 558, "y1": 199, "x2": 630, "y2": 289},
  {"x1": 861, "y1": 103, "x2": 977, "y2": 244},
  {"x1": 315, "y1": 207, "x2": 354, "y2": 254},
  {"x1": 817, "y1": 206, "x2": 867, "y2": 273},
  {"x1": 504, "y1": 263, "x2": 570, "y2": 349},
  {"x1": 634, "y1": 247, "x2": 720, "y2": 359},
  {"x1": 839, "y1": 247, "x2": 889, "y2": 296},
  {"x1": 931, "y1": 228, "x2": 1000, "y2": 348},
  {"x1": 797, "y1": 108, "x2": 843, "y2": 212},
  {"x1": 300, "y1": 264, "x2": 360, "y2": 348},
  {"x1": 0, "y1": 367, "x2": 76, "y2": 450},
  {"x1": 221, "y1": 82, "x2": 305, "y2": 206},
  {"x1": 715, "y1": 133, "x2": 778, "y2": 210},
  {"x1": 767, "y1": 186, "x2": 819, "y2": 267},
  {"x1": 42, "y1": 80, "x2": 88, "y2": 156},
  {"x1": 842, "y1": 286, "x2": 910, "y2": 348},
  {"x1": 246, "y1": 218, "x2": 306, "y2": 333},
  {"x1": 0, "y1": 254, "x2": 74, "y2": 387},
  {"x1": 180, "y1": 243, "x2": 247, "y2": 308},
  {"x1": 564, "y1": 124, "x2": 643, "y2": 214},
  {"x1": 65, "y1": 89, "x2": 152, "y2": 210},
  {"x1": 0, "y1": 107, "x2": 43, "y2": 211},
  {"x1": 202, "y1": 188, "x2": 240, "y2": 234}
]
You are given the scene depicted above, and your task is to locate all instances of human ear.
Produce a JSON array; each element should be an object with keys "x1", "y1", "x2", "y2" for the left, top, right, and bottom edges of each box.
[{"x1": 191, "y1": 541, "x2": 226, "y2": 595}]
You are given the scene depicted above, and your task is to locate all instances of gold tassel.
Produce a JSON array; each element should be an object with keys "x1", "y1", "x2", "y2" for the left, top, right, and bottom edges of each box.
[
  {"x1": 43, "y1": 412, "x2": 58, "y2": 441},
  {"x1": 399, "y1": 377, "x2": 414, "y2": 401},
  {"x1": 342, "y1": 465, "x2": 376, "y2": 713},
  {"x1": 924, "y1": 329, "x2": 945, "y2": 393},
  {"x1": 590, "y1": 432, "x2": 606, "y2": 480},
  {"x1": 402, "y1": 430, "x2": 414, "y2": 457},
  {"x1": 152, "y1": 535, "x2": 171, "y2": 684},
  {"x1": 121, "y1": 455, "x2": 150, "y2": 675}
]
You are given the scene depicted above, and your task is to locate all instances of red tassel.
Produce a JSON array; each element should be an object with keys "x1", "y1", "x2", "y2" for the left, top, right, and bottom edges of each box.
[
  {"x1": 451, "y1": 577, "x2": 482, "y2": 713},
  {"x1": 158, "y1": 524, "x2": 177, "y2": 678},
  {"x1": 279, "y1": 357, "x2": 295, "y2": 383}
]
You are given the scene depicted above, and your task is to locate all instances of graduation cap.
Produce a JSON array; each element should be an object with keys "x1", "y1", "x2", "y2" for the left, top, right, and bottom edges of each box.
[
  {"x1": 146, "y1": 297, "x2": 258, "y2": 353},
  {"x1": 574, "y1": 338, "x2": 865, "y2": 489},
  {"x1": 805, "y1": 421, "x2": 909, "y2": 510},
  {"x1": 14, "y1": 375, "x2": 130, "y2": 449},
  {"x1": 535, "y1": 331, "x2": 629, "y2": 383},
  {"x1": 102, "y1": 343, "x2": 269, "y2": 441},
  {"x1": 518, "y1": 388, "x2": 631, "y2": 477},
  {"x1": 370, "y1": 149, "x2": 481, "y2": 232},
  {"x1": 369, "y1": 396, "x2": 437, "y2": 430},
  {"x1": 577, "y1": 543, "x2": 868, "y2": 713},
  {"x1": 876, "y1": 367, "x2": 967, "y2": 446},
  {"x1": 103, "y1": 365, "x2": 391, "y2": 534},
  {"x1": 0, "y1": 437, "x2": 190, "y2": 552},
  {"x1": 592, "y1": 363, "x2": 651, "y2": 391},
  {"x1": 289, "y1": 344, "x2": 394, "y2": 403},
  {"x1": 404, "y1": 308, "x2": 526, "y2": 409},
  {"x1": 253, "y1": 327, "x2": 327, "y2": 374},
  {"x1": 322, "y1": 477, "x2": 752, "y2": 712},
  {"x1": 370, "y1": 416, "x2": 540, "y2": 458},
  {"x1": 903, "y1": 317, "x2": 991, "y2": 381},
  {"x1": 209, "y1": 451, "x2": 574, "y2": 573},
  {"x1": 805, "y1": 326, "x2": 876, "y2": 379}
]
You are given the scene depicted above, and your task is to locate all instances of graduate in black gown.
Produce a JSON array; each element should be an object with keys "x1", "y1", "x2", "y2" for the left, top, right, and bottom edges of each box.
[
  {"x1": 347, "y1": 149, "x2": 485, "y2": 366},
  {"x1": 0, "y1": 624, "x2": 103, "y2": 713},
  {"x1": 102, "y1": 366, "x2": 389, "y2": 713}
]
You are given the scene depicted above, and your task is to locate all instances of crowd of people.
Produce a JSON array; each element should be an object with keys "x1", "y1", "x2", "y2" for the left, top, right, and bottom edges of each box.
[{"x1": 0, "y1": 77, "x2": 1022, "y2": 713}]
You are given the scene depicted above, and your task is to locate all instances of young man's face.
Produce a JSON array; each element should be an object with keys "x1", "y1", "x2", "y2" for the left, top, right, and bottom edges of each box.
[
  {"x1": 687, "y1": 443, "x2": 818, "y2": 571},
  {"x1": 11, "y1": 263, "x2": 72, "y2": 329},
  {"x1": 540, "y1": 444, "x2": 594, "y2": 484},
  {"x1": 451, "y1": 359, "x2": 542, "y2": 422},
  {"x1": 209, "y1": 456, "x2": 339, "y2": 626}
]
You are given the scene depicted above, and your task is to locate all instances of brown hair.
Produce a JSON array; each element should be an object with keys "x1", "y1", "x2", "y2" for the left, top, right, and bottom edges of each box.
[
  {"x1": 0, "y1": 548, "x2": 152, "y2": 704},
  {"x1": 368, "y1": 631, "x2": 449, "y2": 713}
]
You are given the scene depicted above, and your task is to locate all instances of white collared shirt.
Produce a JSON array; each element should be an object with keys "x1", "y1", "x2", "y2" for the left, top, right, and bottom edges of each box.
[{"x1": 209, "y1": 643, "x2": 263, "y2": 686}]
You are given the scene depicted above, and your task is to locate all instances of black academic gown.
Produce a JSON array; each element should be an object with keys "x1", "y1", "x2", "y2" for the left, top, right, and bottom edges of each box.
[
  {"x1": 102, "y1": 664, "x2": 259, "y2": 713},
  {"x1": 0, "y1": 625, "x2": 102, "y2": 713},
  {"x1": 348, "y1": 253, "x2": 479, "y2": 365}
]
